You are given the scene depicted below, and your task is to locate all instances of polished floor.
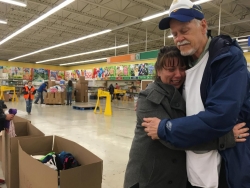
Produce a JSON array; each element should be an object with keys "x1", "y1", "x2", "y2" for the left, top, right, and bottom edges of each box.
[{"x1": 1, "y1": 98, "x2": 137, "y2": 188}]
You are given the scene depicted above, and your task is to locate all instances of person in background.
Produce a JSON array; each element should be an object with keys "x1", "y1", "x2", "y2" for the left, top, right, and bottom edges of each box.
[
  {"x1": 23, "y1": 81, "x2": 36, "y2": 115},
  {"x1": 115, "y1": 83, "x2": 120, "y2": 89},
  {"x1": 0, "y1": 100, "x2": 14, "y2": 186},
  {"x1": 66, "y1": 80, "x2": 74, "y2": 105},
  {"x1": 108, "y1": 84, "x2": 115, "y2": 102},
  {"x1": 34, "y1": 81, "x2": 48, "y2": 104}
]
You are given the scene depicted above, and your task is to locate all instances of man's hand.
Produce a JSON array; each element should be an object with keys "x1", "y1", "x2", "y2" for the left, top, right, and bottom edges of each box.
[
  {"x1": 142, "y1": 117, "x2": 161, "y2": 140},
  {"x1": 233, "y1": 122, "x2": 249, "y2": 142},
  {"x1": 5, "y1": 114, "x2": 14, "y2": 121}
]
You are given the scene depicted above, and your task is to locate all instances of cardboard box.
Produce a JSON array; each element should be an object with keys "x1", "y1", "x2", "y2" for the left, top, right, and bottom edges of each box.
[
  {"x1": 2, "y1": 116, "x2": 31, "y2": 175},
  {"x1": 55, "y1": 92, "x2": 61, "y2": 99},
  {"x1": 3, "y1": 118, "x2": 44, "y2": 188},
  {"x1": 19, "y1": 136, "x2": 103, "y2": 188},
  {"x1": 84, "y1": 96, "x2": 88, "y2": 102},
  {"x1": 48, "y1": 92, "x2": 55, "y2": 99},
  {"x1": 55, "y1": 92, "x2": 66, "y2": 100},
  {"x1": 75, "y1": 93, "x2": 84, "y2": 102},
  {"x1": 48, "y1": 80, "x2": 56, "y2": 88},
  {"x1": 3, "y1": 93, "x2": 9, "y2": 102},
  {"x1": 44, "y1": 98, "x2": 49, "y2": 103},
  {"x1": 79, "y1": 76, "x2": 85, "y2": 83},
  {"x1": 55, "y1": 98, "x2": 65, "y2": 104}
]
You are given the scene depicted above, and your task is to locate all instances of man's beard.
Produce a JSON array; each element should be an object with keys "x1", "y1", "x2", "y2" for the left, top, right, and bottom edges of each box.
[
  {"x1": 180, "y1": 48, "x2": 197, "y2": 56},
  {"x1": 177, "y1": 40, "x2": 197, "y2": 56}
]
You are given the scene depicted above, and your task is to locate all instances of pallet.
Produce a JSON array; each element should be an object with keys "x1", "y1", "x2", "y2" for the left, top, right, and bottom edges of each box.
[
  {"x1": 72, "y1": 105, "x2": 96, "y2": 110},
  {"x1": 45, "y1": 103, "x2": 65, "y2": 105}
]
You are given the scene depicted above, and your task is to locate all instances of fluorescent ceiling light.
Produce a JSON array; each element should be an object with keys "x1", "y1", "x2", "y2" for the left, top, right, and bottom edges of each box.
[
  {"x1": 141, "y1": 0, "x2": 212, "y2": 22},
  {"x1": 237, "y1": 39, "x2": 248, "y2": 42},
  {"x1": 36, "y1": 44, "x2": 128, "y2": 64},
  {"x1": 193, "y1": 0, "x2": 213, "y2": 5},
  {"x1": 142, "y1": 10, "x2": 169, "y2": 21},
  {"x1": 0, "y1": 0, "x2": 75, "y2": 46},
  {"x1": 0, "y1": 19, "x2": 7, "y2": 24},
  {"x1": 243, "y1": 50, "x2": 248, "y2": 53},
  {"x1": 168, "y1": 35, "x2": 173, "y2": 38},
  {"x1": 9, "y1": 29, "x2": 111, "y2": 61},
  {"x1": 60, "y1": 58, "x2": 107, "y2": 66},
  {"x1": 0, "y1": 0, "x2": 27, "y2": 7}
]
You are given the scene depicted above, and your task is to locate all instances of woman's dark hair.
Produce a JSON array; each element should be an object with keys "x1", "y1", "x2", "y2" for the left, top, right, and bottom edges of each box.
[
  {"x1": 27, "y1": 81, "x2": 32, "y2": 84},
  {"x1": 68, "y1": 80, "x2": 73, "y2": 87},
  {"x1": 154, "y1": 46, "x2": 189, "y2": 80}
]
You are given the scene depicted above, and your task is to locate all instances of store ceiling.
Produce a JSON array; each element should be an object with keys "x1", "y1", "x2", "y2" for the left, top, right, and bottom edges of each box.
[{"x1": 0, "y1": 0, "x2": 249, "y2": 66}]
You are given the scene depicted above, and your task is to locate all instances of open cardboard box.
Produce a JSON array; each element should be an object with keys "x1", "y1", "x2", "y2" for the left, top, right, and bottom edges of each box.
[
  {"x1": 18, "y1": 135, "x2": 103, "y2": 188},
  {"x1": 2, "y1": 116, "x2": 44, "y2": 188},
  {"x1": 2, "y1": 115, "x2": 32, "y2": 175}
]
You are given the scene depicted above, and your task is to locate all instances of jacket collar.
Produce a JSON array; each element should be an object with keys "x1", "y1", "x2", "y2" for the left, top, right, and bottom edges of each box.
[
  {"x1": 208, "y1": 35, "x2": 241, "y2": 64},
  {"x1": 146, "y1": 80, "x2": 186, "y2": 113}
]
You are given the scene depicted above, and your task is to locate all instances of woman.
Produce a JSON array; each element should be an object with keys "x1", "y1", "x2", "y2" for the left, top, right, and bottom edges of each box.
[
  {"x1": 124, "y1": 46, "x2": 238, "y2": 188},
  {"x1": 23, "y1": 81, "x2": 36, "y2": 115},
  {"x1": 66, "y1": 80, "x2": 74, "y2": 105}
]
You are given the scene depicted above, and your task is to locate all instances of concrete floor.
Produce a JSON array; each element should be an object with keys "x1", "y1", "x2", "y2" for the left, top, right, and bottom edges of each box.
[{"x1": 1, "y1": 98, "x2": 137, "y2": 188}]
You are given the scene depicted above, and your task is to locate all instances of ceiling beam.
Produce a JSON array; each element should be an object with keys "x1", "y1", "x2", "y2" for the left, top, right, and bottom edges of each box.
[
  {"x1": 208, "y1": 2, "x2": 250, "y2": 28},
  {"x1": 128, "y1": 0, "x2": 165, "y2": 11},
  {"x1": 78, "y1": 0, "x2": 139, "y2": 19}
]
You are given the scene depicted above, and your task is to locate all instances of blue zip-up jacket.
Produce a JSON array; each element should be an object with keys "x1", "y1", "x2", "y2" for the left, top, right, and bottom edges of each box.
[
  {"x1": 158, "y1": 35, "x2": 250, "y2": 187},
  {"x1": 37, "y1": 83, "x2": 47, "y2": 92}
]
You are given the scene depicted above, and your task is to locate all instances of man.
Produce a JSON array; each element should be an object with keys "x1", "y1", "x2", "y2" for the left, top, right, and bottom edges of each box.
[
  {"x1": 108, "y1": 84, "x2": 115, "y2": 101},
  {"x1": 34, "y1": 81, "x2": 48, "y2": 104},
  {"x1": 142, "y1": 0, "x2": 250, "y2": 187}
]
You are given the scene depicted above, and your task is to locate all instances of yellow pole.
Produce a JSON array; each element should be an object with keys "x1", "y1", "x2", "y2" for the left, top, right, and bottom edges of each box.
[{"x1": 104, "y1": 93, "x2": 112, "y2": 116}]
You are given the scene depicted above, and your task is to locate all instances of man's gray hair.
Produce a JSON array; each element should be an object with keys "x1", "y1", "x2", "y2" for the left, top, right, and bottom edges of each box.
[{"x1": 193, "y1": 19, "x2": 208, "y2": 35}]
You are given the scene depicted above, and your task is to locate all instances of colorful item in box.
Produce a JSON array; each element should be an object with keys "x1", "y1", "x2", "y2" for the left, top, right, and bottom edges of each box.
[
  {"x1": 48, "y1": 85, "x2": 64, "y2": 92},
  {"x1": 40, "y1": 151, "x2": 80, "y2": 170}
]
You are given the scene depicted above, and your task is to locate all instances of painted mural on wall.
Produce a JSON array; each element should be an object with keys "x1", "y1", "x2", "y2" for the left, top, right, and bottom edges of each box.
[
  {"x1": 1, "y1": 62, "x2": 155, "y2": 81},
  {"x1": 85, "y1": 69, "x2": 93, "y2": 80},
  {"x1": 23, "y1": 68, "x2": 32, "y2": 80},
  {"x1": 33, "y1": 68, "x2": 49, "y2": 81},
  {"x1": 3, "y1": 66, "x2": 24, "y2": 79},
  {"x1": 65, "y1": 70, "x2": 72, "y2": 81},
  {"x1": 50, "y1": 70, "x2": 65, "y2": 81}
]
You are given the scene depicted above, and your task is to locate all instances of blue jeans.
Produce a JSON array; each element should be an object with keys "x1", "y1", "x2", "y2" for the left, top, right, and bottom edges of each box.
[
  {"x1": 67, "y1": 92, "x2": 72, "y2": 105},
  {"x1": 34, "y1": 92, "x2": 43, "y2": 104},
  {"x1": 26, "y1": 99, "x2": 33, "y2": 113}
]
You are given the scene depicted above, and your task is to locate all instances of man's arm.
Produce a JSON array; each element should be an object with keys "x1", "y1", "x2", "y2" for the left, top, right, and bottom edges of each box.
[{"x1": 144, "y1": 49, "x2": 248, "y2": 148}]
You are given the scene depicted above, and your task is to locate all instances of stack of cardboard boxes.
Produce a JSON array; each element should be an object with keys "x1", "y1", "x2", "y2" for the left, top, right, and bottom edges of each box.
[
  {"x1": 44, "y1": 80, "x2": 66, "y2": 104},
  {"x1": 75, "y1": 76, "x2": 88, "y2": 103}
]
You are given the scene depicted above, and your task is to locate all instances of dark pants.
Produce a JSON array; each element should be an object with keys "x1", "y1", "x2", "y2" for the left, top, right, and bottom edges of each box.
[
  {"x1": 67, "y1": 92, "x2": 72, "y2": 105},
  {"x1": 25, "y1": 99, "x2": 33, "y2": 113},
  {"x1": 186, "y1": 160, "x2": 228, "y2": 188},
  {"x1": 34, "y1": 92, "x2": 43, "y2": 104}
]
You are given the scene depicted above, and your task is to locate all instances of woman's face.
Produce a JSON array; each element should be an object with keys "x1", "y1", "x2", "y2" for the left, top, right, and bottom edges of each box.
[
  {"x1": 157, "y1": 57, "x2": 186, "y2": 89},
  {"x1": 28, "y1": 82, "x2": 32, "y2": 86}
]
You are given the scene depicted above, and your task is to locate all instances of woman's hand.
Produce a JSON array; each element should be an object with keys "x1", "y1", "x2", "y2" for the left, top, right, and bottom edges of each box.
[{"x1": 233, "y1": 122, "x2": 249, "y2": 142}]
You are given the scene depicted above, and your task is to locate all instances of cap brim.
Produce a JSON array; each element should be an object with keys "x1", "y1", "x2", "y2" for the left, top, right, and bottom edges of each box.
[{"x1": 159, "y1": 15, "x2": 194, "y2": 30}]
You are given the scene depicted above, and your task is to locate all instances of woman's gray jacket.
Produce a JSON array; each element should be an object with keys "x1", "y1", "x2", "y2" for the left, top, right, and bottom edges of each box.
[{"x1": 124, "y1": 81, "x2": 235, "y2": 188}]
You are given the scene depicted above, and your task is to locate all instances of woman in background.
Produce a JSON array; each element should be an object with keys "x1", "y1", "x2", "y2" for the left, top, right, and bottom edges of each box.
[{"x1": 66, "y1": 80, "x2": 74, "y2": 105}]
